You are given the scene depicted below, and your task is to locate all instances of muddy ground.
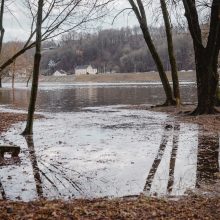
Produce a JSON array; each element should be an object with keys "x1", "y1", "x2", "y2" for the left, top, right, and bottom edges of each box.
[{"x1": 0, "y1": 107, "x2": 219, "y2": 219}]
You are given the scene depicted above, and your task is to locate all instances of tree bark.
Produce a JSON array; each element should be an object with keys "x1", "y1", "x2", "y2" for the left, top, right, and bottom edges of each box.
[
  {"x1": 192, "y1": 48, "x2": 219, "y2": 114},
  {"x1": 128, "y1": 0, "x2": 175, "y2": 105},
  {"x1": 22, "y1": 0, "x2": 43, "y2": 135},
  {"x1": 183, "y1": 0, "x2": 220, "y2": 114},
  {"x1": 160, "y1": 0, "x2": 180, "y2": 105},
  {"x1": 0, "y1": 0, "x2": 5, "y2": 89}
]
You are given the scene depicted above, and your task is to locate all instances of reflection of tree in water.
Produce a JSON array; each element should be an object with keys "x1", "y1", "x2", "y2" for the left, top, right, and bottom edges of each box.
[
  {"x1": 144, "y1": 122, "x2": 220, "y2": 195},
  {"x1": 196, "y1": 127, "x2": 219, "y2": 187},
  {"x1": 25, "y1": 135, "x2": 83, "y2": 198},
  {"x1": 144, "y1": 122, "x2": 180, "y2": 194},
  {"x1": 25, "y1": 136, "x2": 44, "y2": 198},
  {"x1": 167, "y1": 123, "x2": 180, "y2": 193},
  {"x1": 0, "y1": 178, "x2": 6, "y2": 200}
]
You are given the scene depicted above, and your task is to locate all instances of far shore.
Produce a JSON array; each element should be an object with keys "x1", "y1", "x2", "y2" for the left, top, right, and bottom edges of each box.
[{"x1": 2, "y1": 71, "x2": 197, "y2": 84}]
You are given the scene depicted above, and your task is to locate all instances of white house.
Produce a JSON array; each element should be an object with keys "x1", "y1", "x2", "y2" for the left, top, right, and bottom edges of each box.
[
  {"x1": 75, "y1": 65, "x2": 97, "y2": 75},
  {"x1": 53, "y1": 70, "x2": 67, "y2": 76}
]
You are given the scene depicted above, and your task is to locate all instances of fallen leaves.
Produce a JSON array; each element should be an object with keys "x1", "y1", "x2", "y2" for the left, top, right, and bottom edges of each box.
[{"x1": 0, "y1": 195, "x2": 219, "y2": 220}]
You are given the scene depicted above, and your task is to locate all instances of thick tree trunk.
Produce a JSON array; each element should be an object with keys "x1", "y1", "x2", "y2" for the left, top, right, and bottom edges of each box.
[
  {"x1": 22, "y1": 0, "x2": 43, "y2": 135},
  {"x1": 192, "y1": 48, "x2": 219, "y2": 115},
  {"x1": 183, "y1": 0, "x2": 220, "y2": 114},
  {"x1": 160, "y1": 0, "x2": 180, "y2": 105}
]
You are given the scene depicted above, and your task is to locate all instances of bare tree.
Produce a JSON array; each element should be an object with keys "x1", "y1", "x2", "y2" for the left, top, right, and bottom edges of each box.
[
  {"x1": 128, "y1": 0, "x2": 176, "y2": 105},
  {"x1": 182, "y1": 0, "x2": 220, "y2": 114},
  {"x1": 19, "y1": 0, "x2": 112, "y2": 135},
  {"x1": 0, "y1": 0, "x2": 113, "y2": 79},
  {"x1": 22, "y1": 0, "x2": 43, "y2": 135},
  {"x1": 160, "y1": 0, "x2": 181, "y2": 105}
]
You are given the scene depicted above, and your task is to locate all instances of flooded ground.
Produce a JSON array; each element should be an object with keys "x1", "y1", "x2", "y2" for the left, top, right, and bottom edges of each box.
[{"x1": 0, "y1": 83, "x2": 219, "y2": 201}]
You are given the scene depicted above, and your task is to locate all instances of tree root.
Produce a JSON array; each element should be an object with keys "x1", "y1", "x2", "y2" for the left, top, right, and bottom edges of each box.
[{"x1": 188, "y1": 106, "x2": 219, "y2": 116}]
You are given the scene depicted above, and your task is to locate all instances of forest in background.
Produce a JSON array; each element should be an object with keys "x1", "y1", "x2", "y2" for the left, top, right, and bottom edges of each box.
[
  {"x1": 0, "y1": 25, "x2": 188, "y2": 75},
  {"x1": 40, "y1": 26, "x2": 194, "y2": 74}
]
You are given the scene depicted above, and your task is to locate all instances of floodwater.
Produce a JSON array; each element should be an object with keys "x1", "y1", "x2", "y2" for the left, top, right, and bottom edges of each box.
[{"x1": 0, "y1": 83, "x2": 219, "y2": 201}]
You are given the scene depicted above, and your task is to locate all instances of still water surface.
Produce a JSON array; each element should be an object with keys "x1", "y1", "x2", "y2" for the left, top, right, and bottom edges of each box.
[
  {"x1": 0, "y1": 83, "x2": 197, "y2": 112},
  {"x1": 0, "y1": 83, "x2": 219, "y2": 201}
]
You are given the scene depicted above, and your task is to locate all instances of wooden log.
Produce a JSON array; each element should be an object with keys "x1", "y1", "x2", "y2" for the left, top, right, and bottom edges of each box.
[{"x1": 0, "y1": 145, "x2": 20, "y2": 159}]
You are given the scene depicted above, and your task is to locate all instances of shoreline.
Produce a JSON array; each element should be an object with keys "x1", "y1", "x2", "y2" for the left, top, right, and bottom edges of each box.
[{"x1": 2, "y1": 72, "x2": 197, "y2": 84}]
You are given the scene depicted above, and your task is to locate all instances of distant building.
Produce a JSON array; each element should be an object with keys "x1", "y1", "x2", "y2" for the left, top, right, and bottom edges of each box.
[
  {"x1": 75, "y1": 65, "x2": 97, "y2": 75},
  {"x1": 53, "y1": 70, "x2": 67, "y2": 76}
]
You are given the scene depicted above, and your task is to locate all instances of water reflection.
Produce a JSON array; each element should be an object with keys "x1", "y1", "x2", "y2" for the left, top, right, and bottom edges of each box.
[
  {"x1": 0, "y1": 84, "x2": 197, "y2": 112},
  {"x1": 25, "y1": 135, "x2": 84, "y2": 199},
  {"x1": 196, "y1": 127, "x2": 219, "y2": 186},
  {"x1": 25, "y1": 136, "x2": 43, "y2": 198},
  {"x1": 143, "y1": 123, "x2": 219, "y2": 195},
  {"x1": 167, "y1": 123, "x2": 180, "y2": 193},
  {"x1": 144, "y1": 122, "x2": 174, "y2": 193},
  {"x1": 0, "y1": 178, "x2": 6, "y2": 200}
]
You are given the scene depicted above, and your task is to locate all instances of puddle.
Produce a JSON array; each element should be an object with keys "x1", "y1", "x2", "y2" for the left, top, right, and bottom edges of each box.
[{"x1": 0, "y1": 106, "x2": 218, "y2": 201}]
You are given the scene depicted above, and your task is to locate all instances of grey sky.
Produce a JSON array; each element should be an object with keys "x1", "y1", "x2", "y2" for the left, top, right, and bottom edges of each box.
[{"x1": 3, "y1": 0, "x2": 140, "y2": 42}]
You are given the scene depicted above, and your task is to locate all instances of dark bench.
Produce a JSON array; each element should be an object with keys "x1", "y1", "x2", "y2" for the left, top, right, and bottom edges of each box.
[{"x1": 0, "y1": 146, "x2": 20, "y2": 159}]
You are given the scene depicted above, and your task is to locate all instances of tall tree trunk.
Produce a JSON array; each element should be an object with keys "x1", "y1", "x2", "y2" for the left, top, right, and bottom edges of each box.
[
  {"x1": 160, "y1": 0, "x2": 180, "y2": 105},
  {"x1": 128, "y1": 0, "x2": 175, "y2": 105},
  {"x1": 183, "y1": 0, "x2": 220, "y2": 115},
  {"x1": 192, "y1": 47, "x2": 219, "y2": 114},
  {"x1": 0, "y1": 0, "x2": 5, "y2": 89},
  {"x1": 22, "y1": 0, "x2": 43, "y2": 135}
]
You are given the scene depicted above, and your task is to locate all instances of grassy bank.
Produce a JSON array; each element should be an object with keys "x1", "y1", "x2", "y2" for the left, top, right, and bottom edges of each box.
[{"x1": 2, "y1": 71, "x2": 196, "y2": 84}]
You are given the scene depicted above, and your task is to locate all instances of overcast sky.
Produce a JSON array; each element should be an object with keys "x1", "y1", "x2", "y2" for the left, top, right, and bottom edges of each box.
[{"x1": 3, "y1": 0, "x2": 164, "y2": 42}]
